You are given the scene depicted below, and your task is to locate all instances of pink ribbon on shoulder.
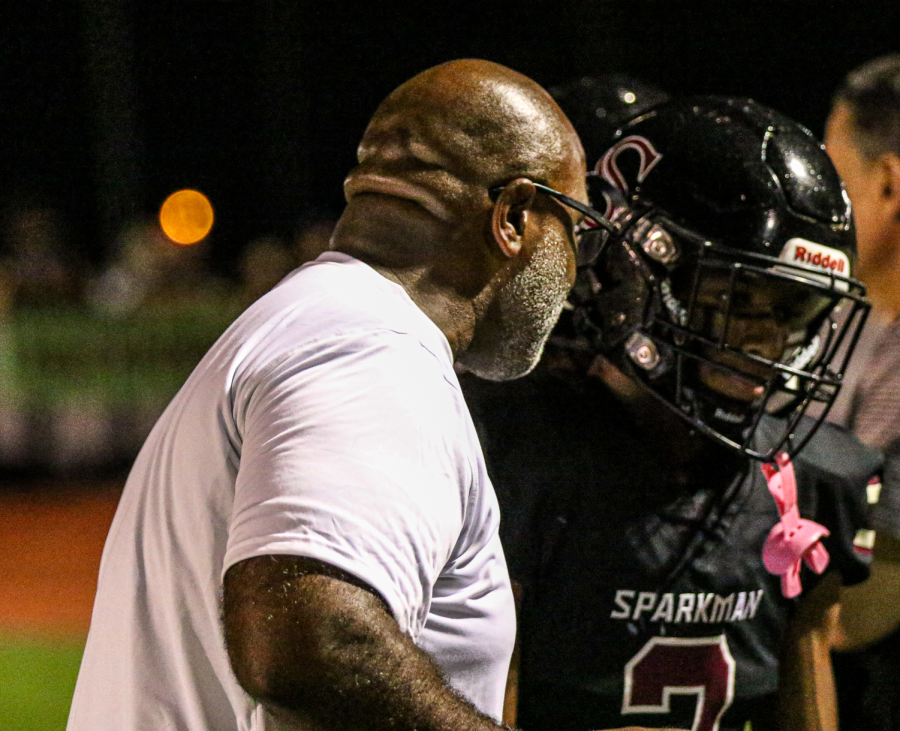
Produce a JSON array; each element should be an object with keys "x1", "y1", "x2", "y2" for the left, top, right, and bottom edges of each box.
[{"x1": 761, "y1": 451, "x2": 830, "y2": 599}]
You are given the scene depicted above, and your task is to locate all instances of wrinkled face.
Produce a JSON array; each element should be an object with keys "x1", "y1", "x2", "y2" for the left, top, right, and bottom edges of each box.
[
  {"x1": 825, "y1": 103, "x2": 884, "y2": 283},
  {"x1": 685, "y1": 269, "x2": 833, "y2": 403}
]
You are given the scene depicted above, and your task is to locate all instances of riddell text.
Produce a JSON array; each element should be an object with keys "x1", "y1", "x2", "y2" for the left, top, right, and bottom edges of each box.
[{"x1": 794, "y1": 246, "x2": 845, "y2": 272}]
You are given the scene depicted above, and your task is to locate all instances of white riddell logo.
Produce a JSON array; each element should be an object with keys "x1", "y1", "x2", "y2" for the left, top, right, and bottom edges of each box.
[
  {"x1": 778, "y1": 238, "x2": 850, "y2": 291},
  {"x1": 713, "y1": 408, "x2": 744, "y2": 424}
]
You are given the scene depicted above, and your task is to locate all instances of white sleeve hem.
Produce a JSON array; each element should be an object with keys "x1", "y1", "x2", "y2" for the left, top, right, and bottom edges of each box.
[{"x1": 222, "y1": 541, "x2": 415, "y2": 636}]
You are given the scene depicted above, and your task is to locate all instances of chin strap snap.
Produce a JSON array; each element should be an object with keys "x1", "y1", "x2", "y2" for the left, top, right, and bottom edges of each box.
[{"x1": 761, "y1": 452, "x2": 830, "y2": 598}]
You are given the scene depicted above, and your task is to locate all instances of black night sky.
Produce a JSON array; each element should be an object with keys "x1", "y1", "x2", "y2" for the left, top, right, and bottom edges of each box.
[{"x1": 2, "y1": 1, "x2": 897, "y2": 273}]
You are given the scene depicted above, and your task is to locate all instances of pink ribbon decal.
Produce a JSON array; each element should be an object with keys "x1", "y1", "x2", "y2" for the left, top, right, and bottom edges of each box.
[{"x1": 761, "y1": 452, "x2": 830, "y2": 598}]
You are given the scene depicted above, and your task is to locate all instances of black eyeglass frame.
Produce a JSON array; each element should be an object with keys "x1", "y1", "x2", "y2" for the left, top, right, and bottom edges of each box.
[{"x1": 488, "y1": 178, "x2": 618, "y2": 265}]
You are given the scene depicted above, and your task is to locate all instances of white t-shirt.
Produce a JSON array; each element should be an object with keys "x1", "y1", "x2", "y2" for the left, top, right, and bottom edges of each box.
[{"x1": 67, "y1": 253, "x2": 515, "y2": 731}]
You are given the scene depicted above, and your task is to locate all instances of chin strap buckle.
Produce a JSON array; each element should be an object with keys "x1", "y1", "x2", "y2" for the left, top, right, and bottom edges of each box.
[{"x1": 761, "y1": 451, "x2": 830, "y2": 598}]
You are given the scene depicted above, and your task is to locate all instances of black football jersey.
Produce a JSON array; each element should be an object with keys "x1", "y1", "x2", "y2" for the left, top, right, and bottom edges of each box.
[{"x1": 461, "y1": 370, "x2": 880, "y2": 731}]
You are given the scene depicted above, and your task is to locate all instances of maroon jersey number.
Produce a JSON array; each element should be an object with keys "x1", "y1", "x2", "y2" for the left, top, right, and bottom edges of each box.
[{"x1": 622, "y1": 636, "x2": 736, "y2": 731}]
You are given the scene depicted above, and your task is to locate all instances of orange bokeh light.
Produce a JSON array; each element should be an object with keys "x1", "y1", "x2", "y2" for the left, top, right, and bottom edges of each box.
[{"x1": 159, "y1": 189, "x2": 214, "y2": 245}]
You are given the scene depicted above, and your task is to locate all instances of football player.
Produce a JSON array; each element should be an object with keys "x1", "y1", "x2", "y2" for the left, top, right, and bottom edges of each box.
[{"x1": 462, "y1": 96, "x2": 881, "y2": 731}]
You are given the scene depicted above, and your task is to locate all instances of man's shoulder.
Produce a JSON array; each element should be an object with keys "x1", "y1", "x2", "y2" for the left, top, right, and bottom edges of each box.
[
  {"x1": 276, "y1": 255, "x2": 427, "y2": 330},
  {"x1": 233, "y1": 255, "x2": 452, "y2": 377},
  {"x1": 848, "y1": 317, "x2": 900, "y2": 449}
]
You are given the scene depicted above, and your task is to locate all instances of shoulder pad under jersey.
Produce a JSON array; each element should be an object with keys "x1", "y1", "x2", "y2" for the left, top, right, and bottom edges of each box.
[
  {"x1": 793, "y1": 420, "x2": 883, "y2": 487},
  {"x1": 794, "y1": 420, "x2": 883, "y2": 586}
]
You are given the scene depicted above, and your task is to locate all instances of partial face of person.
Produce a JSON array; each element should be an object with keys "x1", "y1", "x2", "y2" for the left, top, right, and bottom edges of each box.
[
  {"x1": 461, "y1": 175, "x2": 586, "y2": 381},
  {"x1": 685, "y1": 270, "x2": 832, "y2": 403},
  {"x1": 825, "y1": 103, "x2": 885, "y2": 282},
  {"x1": 477, "y1": 218, "x2": 574, "y2": 380}
]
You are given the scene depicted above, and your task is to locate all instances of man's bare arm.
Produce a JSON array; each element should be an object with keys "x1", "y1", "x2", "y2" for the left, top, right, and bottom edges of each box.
[
  {"x1": 224, "y1": 555, "x2": 663, "y2": 731},
  {"x1": 833, "y1": 533, "x2": 900, "y2": 651},
  {"x1": 223, "y1": 554, "x2": 501, "y2": 731}
]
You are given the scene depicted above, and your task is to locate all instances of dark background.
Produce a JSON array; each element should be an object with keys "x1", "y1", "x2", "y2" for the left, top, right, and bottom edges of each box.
[{"x1": 2, "y1": 0, "x2": 896, "y2": 274}]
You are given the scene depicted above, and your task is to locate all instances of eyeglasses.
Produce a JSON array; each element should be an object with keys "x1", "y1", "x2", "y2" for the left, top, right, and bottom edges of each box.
[{"x1": 488, "y1": 178, "x2": 618, "y2": 266}]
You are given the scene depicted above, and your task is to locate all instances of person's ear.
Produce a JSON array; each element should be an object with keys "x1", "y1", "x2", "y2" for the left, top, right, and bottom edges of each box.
[
  {"x1": 882, "y1": 153, "x2": 900, "y2": 220},
  {"x1": 491, "y1": 178, "x2": 537, "y2": 258}
]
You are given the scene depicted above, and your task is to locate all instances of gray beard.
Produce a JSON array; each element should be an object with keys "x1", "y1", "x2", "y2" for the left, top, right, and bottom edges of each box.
[{"x1": 459, "y1": 240, "x2": 571, "y2": 381}]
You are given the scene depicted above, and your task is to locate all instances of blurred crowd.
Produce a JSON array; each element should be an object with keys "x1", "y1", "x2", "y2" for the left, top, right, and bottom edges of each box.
[
  {"x1": 0, "y1": 205, "x2": 334, "y2": 474},
  {"x1": 0, "y1": 204, "x2": 333, "y2": 316}
]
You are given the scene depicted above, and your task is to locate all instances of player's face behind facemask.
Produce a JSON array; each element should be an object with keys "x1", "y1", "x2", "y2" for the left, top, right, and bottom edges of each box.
[
  {"x1": 568, "y1": 96, "x2": 870, "y2": 461},
  {"x1": 572, "y1": 206, "x2": 868, "y2": 461},
  {"x1": 671, "y1": 259, "x2": 842, "y2": 421}
]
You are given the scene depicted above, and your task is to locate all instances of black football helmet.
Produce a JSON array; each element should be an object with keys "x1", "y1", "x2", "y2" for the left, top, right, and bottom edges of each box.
[
  {"x1": 568, "y1": 96, "x2": 870, "y2": 460},
  {"x1": 550, "y1": 74, "x2": 670, "y2": 164}
]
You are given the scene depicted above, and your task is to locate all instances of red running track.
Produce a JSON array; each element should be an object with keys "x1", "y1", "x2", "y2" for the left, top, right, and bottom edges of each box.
[{"x1": 0, "y1": 483, "x2": 121, "y2": 638}]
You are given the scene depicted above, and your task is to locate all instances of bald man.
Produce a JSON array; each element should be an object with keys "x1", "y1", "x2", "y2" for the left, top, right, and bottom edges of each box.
[{"x1": 67, "y1": 60, "x2": 644, "y2": 731}]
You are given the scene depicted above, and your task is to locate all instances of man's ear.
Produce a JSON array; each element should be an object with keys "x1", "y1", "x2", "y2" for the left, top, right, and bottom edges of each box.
[
  {"x1": 491, "y1": 178, "x2": 537, "y2": 258},
  {"x1": 883, "y1": 153, "x2": 900, "y2": 219}
]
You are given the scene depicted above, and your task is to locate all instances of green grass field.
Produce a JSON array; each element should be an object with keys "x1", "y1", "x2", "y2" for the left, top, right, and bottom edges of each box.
[
  {"x1": 0, "y1": 634, "x2": 84, "y2": 730},
  {"x1": 0, "y1": 485, "x2": 120, "y2": 730}
]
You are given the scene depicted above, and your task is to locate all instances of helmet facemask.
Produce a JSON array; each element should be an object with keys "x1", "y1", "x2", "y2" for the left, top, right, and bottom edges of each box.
[{"x1": 571, "y1": 209, "x2": 870, "y2": 461}]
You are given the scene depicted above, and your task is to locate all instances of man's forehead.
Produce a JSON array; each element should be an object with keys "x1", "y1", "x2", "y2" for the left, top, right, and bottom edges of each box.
[{"x1": 825, "y1": 105, "x2": 860, "y2": 160}]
